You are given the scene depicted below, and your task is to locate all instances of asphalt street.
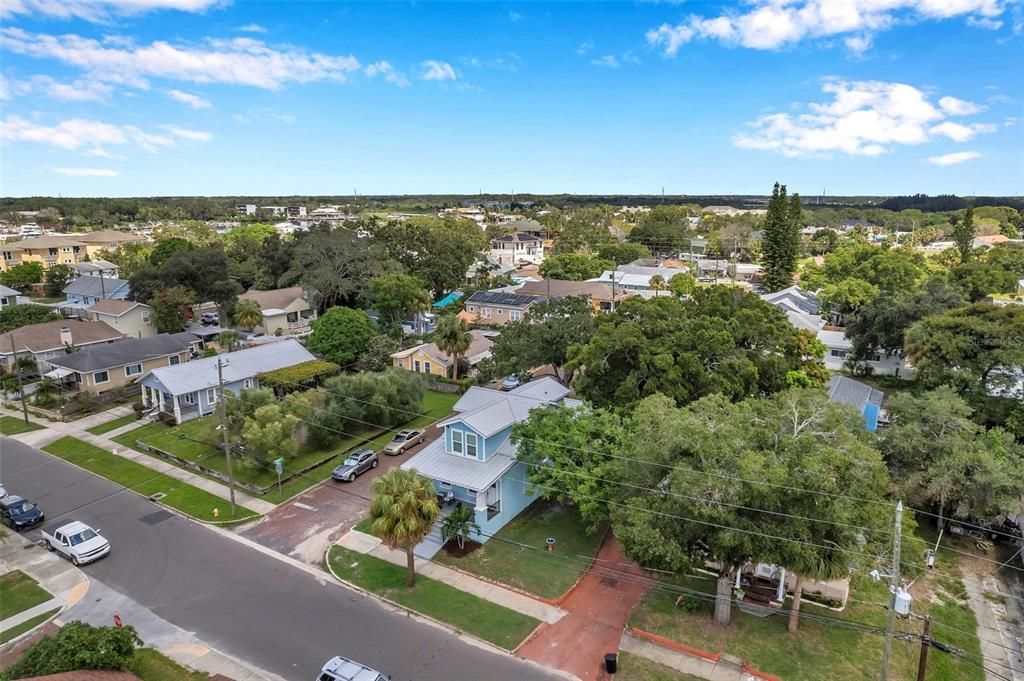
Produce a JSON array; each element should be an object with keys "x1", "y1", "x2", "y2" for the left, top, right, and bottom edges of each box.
[{"x1": 0, "y1": 436, "x2": 560, "y2": 681}]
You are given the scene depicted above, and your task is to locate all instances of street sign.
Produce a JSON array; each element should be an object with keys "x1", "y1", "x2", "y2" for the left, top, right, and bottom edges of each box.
[{"x1": 273, "y1": 457, "x2": 284, "y2": 475}]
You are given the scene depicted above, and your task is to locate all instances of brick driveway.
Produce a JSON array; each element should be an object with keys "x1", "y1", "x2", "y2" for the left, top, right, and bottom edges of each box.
[
  {"x1": 238, "y1": 424, "x2": 443, "y2": 564},
  {"x1": 517, "y1": 536, "x2": 651, "y2": 681}
]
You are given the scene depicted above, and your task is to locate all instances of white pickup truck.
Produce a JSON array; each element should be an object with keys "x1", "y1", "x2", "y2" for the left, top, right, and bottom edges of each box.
[{"x1": 42, "y1": 521, "x2": 111, "y2": 566}]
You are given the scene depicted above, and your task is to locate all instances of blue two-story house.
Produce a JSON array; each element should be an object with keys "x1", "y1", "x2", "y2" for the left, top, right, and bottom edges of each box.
[
  {"x1": 64, "y1": 275, "x2": 131, "y2": 306},
  {"x1": 401, "y1": 377, "x2": 581, "y2": 557}
]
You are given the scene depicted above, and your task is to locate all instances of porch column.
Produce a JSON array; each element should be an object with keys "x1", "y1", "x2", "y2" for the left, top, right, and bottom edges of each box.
[
  {"x1": 141, "y1": 387, "x2": 150, "y2": 408},
  {"x1": 157, "y1": 390, "x2": 165, "y2": 413},
  {"x1": 734, "y1": 569, "x2": 742, "y2": 590},
  {"x1": 776, "y1": 567, "x2": 787, "y2": 601},
  {"x1": 173, "y1": 396, "x2": 182, "y2": 424}
]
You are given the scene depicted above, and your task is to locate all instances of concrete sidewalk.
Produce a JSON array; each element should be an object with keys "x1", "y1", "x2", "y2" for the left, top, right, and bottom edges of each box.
[
  {"x1": 0, "y1": 406, "x2": 275, "y2": 515},
  {"x1": 619, "y1": 630, "x2": 755, "y2": 681},
  {"x1": 0, "y1": 598, "x2": 63, "y2": 631},
  {"x1": 337, "y1": 530, "x2": 566, "y2": 624}
]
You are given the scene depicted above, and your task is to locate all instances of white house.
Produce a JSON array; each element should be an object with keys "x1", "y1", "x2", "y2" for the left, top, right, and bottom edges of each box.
[
  {"x1": 490, "y1": 232, "x2": 545, "y2": 267},
  {"x1": 235, "y1": 204, "x2": 257, "y2": 216},
  {"x1": 587, "y1": 264, "x2": 690, "y2": 297}
]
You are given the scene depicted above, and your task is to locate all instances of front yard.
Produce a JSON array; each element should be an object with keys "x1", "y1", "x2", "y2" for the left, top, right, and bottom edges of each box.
[
  {"x1": 43, "y1": 436, "x2": 257, "y2": 522},
  {"x1": 86, "y1": 413, "x2": 141, "y2": 435},
  {"x1": 433, "y1": 501, "x2": 605, "y2": 600},
  {"x1": 0, "y1": 416, "x2": 44, "y2": 435},
  {"x1": 325, "y1": 545, "x2": 540, "y2": 651},
  {"x1": 0, "y1": 570, "x2": 52, "y2": 621},
  {"x1": 112, "y1": 390, "x2": 458, "y2": 503},
  {"x1": 627, "y1": 536, "x2": 986, "y2": 681}
]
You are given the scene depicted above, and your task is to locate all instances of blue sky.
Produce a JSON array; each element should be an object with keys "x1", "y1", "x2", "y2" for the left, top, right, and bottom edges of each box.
[{"x1": 1, "y1": 1, "x2": 1022, "y2": 198}]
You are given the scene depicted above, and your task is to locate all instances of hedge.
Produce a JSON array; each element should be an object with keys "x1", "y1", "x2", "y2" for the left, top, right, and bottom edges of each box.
[{"x1": 258, "y1": 359, "x2": 341, "y2": 394}]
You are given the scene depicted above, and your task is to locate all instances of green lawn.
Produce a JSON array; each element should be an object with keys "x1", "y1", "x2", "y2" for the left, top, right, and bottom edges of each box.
[
  {"x1": 86, "y1": 413, "x2": 141, "y2": 435},
  {"x1": 433, "y1": 501, "x2": 605, "y2": 599},
  {"x1": 0, "y1": 608, "x2": 59, "y2": 645},
  {"x1": 43, "y1": 436, "x2": 257, "y2": 522},
  {"x1": 0, "y1": 570, "x2": 52, "y2": 621},
  {"x1": 113, "y1": 391, "x2": 459, "y2": 503},
  {"x1": 326, "y1": 545, "x2": 539, "y2": 651},
  {"x1": 627, "y1": 539, "x2": 985, "y2": 681},
  {"x1": 615, "y1": 653, "x2": 704, "y2": 681},
  {"x1": 128, "y1": 648, "x2": 209, "y2": 681},
  {"x1": 0, "y1": 416, "x2": 44, "y2": 435}
]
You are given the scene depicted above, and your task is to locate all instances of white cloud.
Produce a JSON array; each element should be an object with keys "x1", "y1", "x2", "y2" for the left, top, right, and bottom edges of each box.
[
  {"x1": 591, "y1": 55, "x2": 620, "y2": 68},
  {"x1": 577, "y1": 41, "x2": 594, "y2": 55},
  {"x1": 733, "y1": 79, "x2": 1000, "y2": 158},
  {"x1": 508, "y1": 10, "x2": 522, "y2": 22},
  {"x1": 364, "y1": 61, "x2": 410, "y2": 87},
  {"x1": 4, "y1": 75, "x2": 113, "y2": 102},
  {"x1": 928, "y1": 151, "x2": 983, "y2": 166},
  {"x1": 166, "y1": 88, "x2": 211, "y2": 109},
  {"x1": 647, "y1": 0, "x2": 1010, "y2": 55},
  {"x1": 1, "y1": 115, "x2": 182, "y2": 154},
  {"x1": 622, "y1": 51, "x2": 642, "y2": 65},
  {"x1": 238, "y1": 23, "x2": 267, "y2": 33},
  {"x1": 52, "y1": 167, "x2": 118, "y2": 177},
  {"x1": 967, "y1": 15, "x2": 1003, "y2": 28},
  {"x1": 0, "y1": 28, "x2": 362, "y2": 91},
  {"x1": 159, "y1": 124, "x2": 214, "y2": 142},
  {"x1": 938, "y1": 95, "x2": 985, "y2": 115},
  {"x1": 274, "y1": 114, "x2": 296, "y2": 124},
  {"x1": 0, "y1": 75, "x2": 8, "y2": 100},
  {"x1": 420, "y1": 60, "x2": 457, "y2": 81},
  {"x1": 0, "y1": 0, "x2": 221, "y2": 22},
  {"x1": 232, "y1": 113, "x2": 251, "y2": 123}
]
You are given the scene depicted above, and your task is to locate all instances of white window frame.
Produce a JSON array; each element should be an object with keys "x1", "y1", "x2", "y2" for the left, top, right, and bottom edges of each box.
[
  {"x1": 93, "y1": 370, "x2": 109, "y2": 385},
  {"x1": 465, "y1": 432, "x2": 478, "y2": 459},
  {"x1": 482, "y1": 307, "x2": 492, "y2": 318},
  {"x1": 414, "y1": 359, "x2": 421, "y2": 373},
  {"x1": 424, "y1": 361, "x2": 431, "y2": 374},
  {"x1": 439, "y1": 481, "x2": 452, "y2": 490},
  {"x1": 243, "y1": 378, "x2": 254, "y2": 389},
  {"x1": 451, "y1": 429, "x2": 464, "y2": 455},
  {"x1": 467, "y1": 305, "x2": 476, "y2": 313},
  {"x1": 169, "y1": 355, "x2": 180, "y2": 366},
  {"x1": 206, "y1": 388, "x2": 218, "y2": 404},
  {"x1": 182, "y1": 391, "x2": 196, "y2": 405},
  {"x1": 141, "y1": 311, "x2": 151, "y2": 324},
  {"x1": 497, "y1": 308, "x2": 504, "y2": 316},
  {"x1": 510, "y1": 310, "x2": 521, "y2": 321},
  {"x1": 124, "y1": 363, "x2": 142, "y2": 377}
]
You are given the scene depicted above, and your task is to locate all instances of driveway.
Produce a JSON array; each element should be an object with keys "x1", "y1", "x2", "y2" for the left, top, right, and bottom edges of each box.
[
  {"x1": 518, "y1": 535, "x2": 651, "y2": 681},
  {"x1": 239, "y1": 423, "x2": 443, "y2": 564}
]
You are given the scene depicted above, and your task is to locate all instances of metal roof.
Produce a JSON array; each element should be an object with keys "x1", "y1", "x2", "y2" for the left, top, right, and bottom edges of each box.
[
  {"x1": 401, "y1": 437, "x2": 516, "y2": 490},
  {"x1": 48, "y1": 332, "x2": 195, "y2": 372},
  {"x1": 142, "y1": 339, "x2": 315, "y2": 395},
  {"x1": 63, "y1": 275, "x2": 130, "y2": 299},
  {"x1": 827, "y1": 375, "x2": 884, "y2": 410},
  {"x1": 442, "y1": 378, "x2": 570, "y2": 437},
  {"x1": 0, "y1": 285, "x2": 20, "y2": 296}
]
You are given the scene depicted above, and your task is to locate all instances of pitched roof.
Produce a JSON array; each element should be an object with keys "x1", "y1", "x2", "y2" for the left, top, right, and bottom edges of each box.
[
  {"x1": 516, "y1": 279, "x2": 629, "y2": 303},
  {"x1": 760, "y1": 286, "x2": 820, "y2": 316},
  {"x1": 503, "y1": 217, "x2": 545, "y2": 233},
  {"x1": 71, "y1": 260, "x2": 119, "y2": 275},
  {"x1": 465, "y1": 290, "x2": 538, "y2": 308},
  {"x1": 441, "y1": 377, "x2": 570, "y2": 437},
  {"x1": 0, "y1": 284, "x2": 20, "y2": 296},
  {"x1": 393, "y1": 329, "x2": 493, "y2": 367},
  {"x1": 6, "y1": 235, "x2": 84, "y2": 250},
  {"x1": 2, "y1": 319, "x2": 124, "y2": 353},
  {"x1": 72, "y1": 229, "x2": 143, "y2": 243},
  {"x1": 492, "y1": 231, "x2": 542, "y2": 243},
  {"x1": 64, "y1": 275, "x2": 130, "y2": 299},
  {"x1": 143, "y1": 338, "x2": 315, "y2": 395},
  {"x1": 87, "y1": 299, "x2": 147, "y2": 317},
  {"x1": 401, "y1": 438, "x2": 517, "y2": 490},
  {"x1": 827, "y1": 375, "x2": 884, "y2": 411},
  {"x1": 238, "y1": 286, "x2": 307, "y2": 312},
  {"x1": 48, "y1": 332, "x2": 195, "y2": 372}
]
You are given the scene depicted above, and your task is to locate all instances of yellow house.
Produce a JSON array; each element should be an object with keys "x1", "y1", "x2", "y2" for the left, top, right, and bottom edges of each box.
[
  {"x1": 237, "y1": 286, "x2": 317, "y2": 335},
  {"x1": 0, "y1": 236, "x2": 86, "y2": 271},
  {"x1": 72, "y1": 230, "x2": 148, "y2": 259},
  {"x1": 391, "y1": 329, "x2": 494, "y2": 378}
]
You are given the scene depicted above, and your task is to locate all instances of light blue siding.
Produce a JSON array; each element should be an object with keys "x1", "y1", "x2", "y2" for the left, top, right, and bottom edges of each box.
[
  {"x1": 863, "y1": 403, "x2": 880, "y2": 432},
  {"x1": 482, "y1": 426, "x2": 512, "y2": 460},
  {"x1": 472, "y1": 462, "x2": 537, "y2": 542},
  {"x1": 444, "y1": 423, "x2": 484, "y2": 461}
]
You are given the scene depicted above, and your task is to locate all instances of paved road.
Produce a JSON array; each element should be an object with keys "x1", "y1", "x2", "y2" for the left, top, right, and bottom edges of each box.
[{"x1": 0, "y1": 437, "x2": 560, "y2": 681}]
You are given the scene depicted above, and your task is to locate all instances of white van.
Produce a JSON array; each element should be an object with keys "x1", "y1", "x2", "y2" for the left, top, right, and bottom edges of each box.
[{"x1": 317, "y1": 656, "x2": 389, "y2": 681}]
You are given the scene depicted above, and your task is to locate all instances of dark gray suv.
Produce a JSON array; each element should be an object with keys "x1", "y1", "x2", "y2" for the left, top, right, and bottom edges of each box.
[{"x1": 331, "y1": 448, "x2": 378, "y2": 482}]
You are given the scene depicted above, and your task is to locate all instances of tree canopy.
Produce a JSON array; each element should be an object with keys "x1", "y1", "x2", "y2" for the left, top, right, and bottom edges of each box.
[
  {"x1": 307, "y1": 306, "x2": 379, "y2": 367},
  {"x1": 538, "y1": 253, "x2": 612, "y2": 281},
  {"x1": 286, "y1": 226, "x2": 388, "y2": 310},
  {"x1": 491, "y1": 296, "x2": 595, "y2": 386},
  {"x1": 761, "y1": 183, "x2": 801, "y2": 292},
  {"x1": 372, "y1": 217, "x2": 486, "y2": 296}
]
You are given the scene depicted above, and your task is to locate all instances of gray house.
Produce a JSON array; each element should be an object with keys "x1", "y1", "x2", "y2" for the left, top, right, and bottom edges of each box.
[
  {"x1": 0, "y1": 285, "x2": 20, "y2": 308},
  {"x1": 139, "y1": 339, "x2": 316, "y2": 424},
  {"x1": 64, "y1": 275, "x2": 131, "y2": 306}
]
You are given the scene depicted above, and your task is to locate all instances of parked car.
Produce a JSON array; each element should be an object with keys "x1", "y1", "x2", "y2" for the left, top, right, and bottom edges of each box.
[
  {"x1": 0, "y1": 483, "x2": 6, "y2": 499},
  {"x1": 317, "y1": 656, "x2": 389, "y2": 681},
  {"x1": 331, "y1": 449, "x2": 378, "y2": 482},
  {"x1": 200, "y1": 312, "x2": 219, "y2": 325},
  {"x1": 42, "y1": 521, "x2": 110, "y2": 566},
  {"x1": 500, "y1": 374, "x2": 521, "y2": 391},
  {"x1": 382, "y1": 430, "x2": 424, "y2": 456},
  {"x1": 0, "y1": 495, "x2": 44, "y2": 531}
]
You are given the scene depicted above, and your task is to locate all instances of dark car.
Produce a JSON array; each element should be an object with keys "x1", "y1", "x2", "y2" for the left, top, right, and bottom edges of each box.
[
  {"x1": 331, "y1": 448, "x2": 378, "y2": 482},
  {"x1": 0, "y1": 495, "x2": 44, "y2": 531}
]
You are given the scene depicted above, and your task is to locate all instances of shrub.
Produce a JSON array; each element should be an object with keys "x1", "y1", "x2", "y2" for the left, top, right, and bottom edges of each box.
[{"x1": 3, "y1": 621, "x2": 141, "y2": 679}]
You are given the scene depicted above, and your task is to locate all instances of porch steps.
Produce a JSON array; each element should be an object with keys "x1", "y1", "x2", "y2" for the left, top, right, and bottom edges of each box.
[{"x1": 414, "y1": 522, "x2": 446, "y2": 560}]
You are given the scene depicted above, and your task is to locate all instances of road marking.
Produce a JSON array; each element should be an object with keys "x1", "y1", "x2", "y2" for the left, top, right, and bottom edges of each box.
[{"x1": 293, "y1": 502, "x2": 317, "y2": 512}]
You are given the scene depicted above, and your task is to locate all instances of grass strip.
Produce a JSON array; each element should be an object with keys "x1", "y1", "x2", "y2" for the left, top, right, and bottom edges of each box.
[
  {"x1": 0, "y1": 608, "x2": 59, "y2": 645},
  {"x1": 0, "y1": 570, "x2": 52, "y2": 621},
  {"x1": 0, "y1": 415, "x2": 44, "y2": 435},
  {"x1": 42, "y1": 436, "x2": 257, "y2": 522},
  {"x1": 127, "y1": 647, "x2": 209, "y2": 681},
  {"x1": 86, "y1": 413, "x2": 141, "y2": 435},
  {"x1": 326, "y1": 545, "x2": 539, "y2": 651}
]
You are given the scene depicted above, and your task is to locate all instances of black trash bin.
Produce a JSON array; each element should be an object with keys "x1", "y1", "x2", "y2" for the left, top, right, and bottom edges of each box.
[{"x1": 604, "y1": 652, "x2": 617, "y2": 674}]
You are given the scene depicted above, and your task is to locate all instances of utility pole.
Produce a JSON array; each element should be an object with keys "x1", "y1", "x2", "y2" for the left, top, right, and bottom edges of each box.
[
  {"x1": 8, "y1": 334, "x2": 29, "y2": 424},
  {"x1": 880, "y1": 500, "x2": 903, "y2": 681},
  {"x1": 916, "y1": 617, "x2": 931, "y2": 681},
  {"x1": 98, "y1": 269, "x2": 106, "y2": 299},
  {"x1": 216, "y1": 357, "x2": 237, "y2": 517}
]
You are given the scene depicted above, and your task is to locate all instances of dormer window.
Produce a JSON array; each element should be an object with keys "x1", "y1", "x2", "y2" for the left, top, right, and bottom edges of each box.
[
  {"x1": 451, "y1": 429, "x2": 463, "y2": 454},
  {"x1": 465, "y1": 433, "x2": 478, "y2": 458}
]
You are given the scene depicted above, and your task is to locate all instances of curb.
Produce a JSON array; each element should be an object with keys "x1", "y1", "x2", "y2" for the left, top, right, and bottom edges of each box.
[{"x1": 0, "y1": 604, "x2": 64, "y2": 652}]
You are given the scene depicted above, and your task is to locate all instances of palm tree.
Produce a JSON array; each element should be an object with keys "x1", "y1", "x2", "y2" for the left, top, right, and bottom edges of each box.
[
  {"x1": 233, "y1": 299, "x2": 263, "y2": 331},
  {"x1": 369, "y1": 468, "x2": 440, "y2": 587},
  {"x1": 787, "y1": 542, "x2": 849, "y2": 632},
  {"x1": 218, "y1": 330, "x2": 242, "y2": 352},
  {"x1": 649, "y1": 274, "x2": 666, "y2": 297},
  {"x1": 434, "y1": 314, "x2": 471, "y2": 380},
  {"x1": 441, "y1": 504, "x2": 480, "y2": 550}
]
